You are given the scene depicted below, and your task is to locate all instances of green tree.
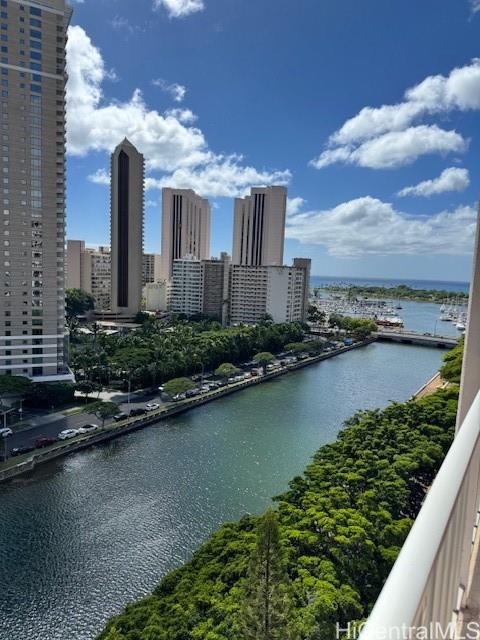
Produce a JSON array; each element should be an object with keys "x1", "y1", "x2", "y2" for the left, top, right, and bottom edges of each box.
[
  {"x1": 0, "y1": 375, "x2": 32, "y2": 400},
  {"x1": 215, "y1": 363, "x2": 241, "y2": 378},
  {"x1": 66, "y1": 288, "x2": 95, "y2": 318},
  {"x1": 254, "y1": 352, "x2": 275, "y2": 374},
  {"x1": 239, "y1": 509, "x2": 298, "y2": 640},
  {"x1": 94, "y1": 402, "x2": 120, "y2": 427},
  {"x1": 24, "y1": 382, "x2": 75, "y2": 409},
  {"x1": 76, "y1": 381, "x2": 101, "y2": 403},
  {"x1": 307, "y1": 305, "x2": 326, "y2": 325},
  {"x1": 164, "y1": 377, "x2": 195, "y2": 397},
  {"x1": 440, "y1": 339, "x2": 463, "y2": 384},
  {"x1": 284, "y1": 342, "x2": 309, "y2": 354},
  {"x1": 102, "y1": 625, "x2": 126, "y2": 640}
]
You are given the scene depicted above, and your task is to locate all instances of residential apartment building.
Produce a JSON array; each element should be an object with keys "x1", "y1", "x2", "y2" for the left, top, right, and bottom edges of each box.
[
  {"x1": 169, "y1": 253, "x2": 231, "y2": 321},
  {"x1": 142, "y1": 252, "x2": 157, "y2": 286},
  {"x1": 232, "y1": 186, "x2": 287, "y2": 267},
  {"x1": 110, "y1": 138, "x2": 144, "y2": 317},
  {"x1": 160, "y1": 188, "x2": 211, "y2": 280},
  {"x1": 170, "y1": 256, "x2": 203, "y2": 316},
  {"x1": 229, "y1": 259, "x2": 311, "y2": 326},
  {"x1": 66, "y1": 240, "x2": 111, "y2": 312},
  {"x1": 0, "y1": 0, "x2": 73, "y2": 381}
]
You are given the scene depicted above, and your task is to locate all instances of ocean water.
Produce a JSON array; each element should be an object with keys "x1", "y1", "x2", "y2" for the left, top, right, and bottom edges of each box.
[{"x1": 311, "y1": 275, "x2": 470, "y2": 294}]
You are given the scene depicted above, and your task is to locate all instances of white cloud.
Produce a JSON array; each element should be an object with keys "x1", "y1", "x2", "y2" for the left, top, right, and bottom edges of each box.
[
  {"x1": 470, "y1": 0, "x2": 480, "y2": 14},
  {"x1": 314, "y1": 59, "x2": 480, "y2": 169},
  {"x1": 152, "y1": 78, "x2": 187, "y2": 102},
  {"x1": 144, "y1": 157, "x2": 291, "y2": 198},
  {"x1": 153, "y1": 0, "x2": 204, "y2": 18},
  {"x1": 286, "y1": 197, "x2": 476, "y2": 257},
  {"x1": 66, "y1": 26, "x2": 208, "y2": 171},
  {"x1": 165, "y1": 108, "x2": 197, "y2": 123},
  {"x1": 312, "y1": 125, "x2": 467, "y2": 170},
  {"x1": 87, "y1": 169, "x2": 110, "y2": 186},
  {"x1": 287, "y1": 197, "x2": 306, "y2": 216},
  {"x1": 397, "y1": 167, "x2": 470, "y2": 197}
]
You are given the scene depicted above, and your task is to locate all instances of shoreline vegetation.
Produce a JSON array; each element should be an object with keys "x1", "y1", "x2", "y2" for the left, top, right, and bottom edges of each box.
[
  {"x1": 98, "y1": 347, "x2": 463, "y2": 640},
  {"x1": 317, "y1": 284, "x2": 469, "y2": 304}
]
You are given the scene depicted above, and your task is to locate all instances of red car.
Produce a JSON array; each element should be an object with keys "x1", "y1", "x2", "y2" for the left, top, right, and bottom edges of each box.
[{"x1": 35, "y1": 437, "x2": 58, "y2": 449}]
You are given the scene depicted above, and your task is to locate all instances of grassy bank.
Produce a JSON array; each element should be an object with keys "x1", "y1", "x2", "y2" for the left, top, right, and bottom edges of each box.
[{"x1": 319, "y1": 284, "x2": 468, "y2": 304}]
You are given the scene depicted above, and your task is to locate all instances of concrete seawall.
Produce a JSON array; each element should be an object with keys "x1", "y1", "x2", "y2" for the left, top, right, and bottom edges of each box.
[{"x1": 0, "y1": 339, "x2": 376, "y2": 485}]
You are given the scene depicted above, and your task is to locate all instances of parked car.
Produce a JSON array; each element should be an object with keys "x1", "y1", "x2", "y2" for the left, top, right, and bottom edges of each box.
[
  {"x1": 0, "y1": 427, "x2": 13, "y2": 438},
  {"x1": 35, "y1": 437, "x2": 57, "y2": 449},
  {"x1": 172, "y1": 393, "x2": 186, "y2": 401},
  {"x1": 58, "y1": 429, "x2": 79, "y2": 441},
  {"x1": 145, "y1": 403, "x2": 160, "y2": 412},
  {"x1": 114, "y1": 412, "x2": 128, "y2": 422},
  {"x1": 157, "y1": 386, "x2": 165, "y2": 393},
  {"x1": 11, "y1": 445, "x2": 35, "y2": 457},
  {"x1": 77, "y1": 424, "x2": 99, "y2": 434},
  {"x1": 129, "y1": 408, "x2": 147, "y2": 417}
]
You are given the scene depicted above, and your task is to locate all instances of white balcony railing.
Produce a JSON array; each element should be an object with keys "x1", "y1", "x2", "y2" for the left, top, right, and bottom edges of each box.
[{"x1": 359, "y1": 390, "x2": 480, "y2": 640}]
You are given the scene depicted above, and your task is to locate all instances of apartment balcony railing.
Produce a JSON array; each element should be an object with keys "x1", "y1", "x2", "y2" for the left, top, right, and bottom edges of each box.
[{"x1": 360, "y1": 208, "x2": 480, "y2": 640}]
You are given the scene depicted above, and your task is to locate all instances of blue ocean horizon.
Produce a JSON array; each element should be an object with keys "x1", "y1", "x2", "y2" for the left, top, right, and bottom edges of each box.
[{"x1": 311, "y1": 275, "x2": 470, "y2": 294}]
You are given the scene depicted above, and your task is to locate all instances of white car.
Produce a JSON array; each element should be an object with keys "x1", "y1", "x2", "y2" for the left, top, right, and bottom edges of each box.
[
  {"x1": 76, "y1": 424, "x2": 99, "y2": 434},
  {"x1": 58, "y1": 429, "x2": 79, "y2": 440},
  {"x1": 145, "y1": 403, "x2": 160, "y2": 412},
  {"x1": 0, "y1": 427, "x2": 13, "y2": 438}
]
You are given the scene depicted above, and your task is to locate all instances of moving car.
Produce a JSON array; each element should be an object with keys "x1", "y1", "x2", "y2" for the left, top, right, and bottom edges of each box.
[
  {"x1": 0, "y1": 427, "x2": 13, "y2": 437},
  {"x1": 58, "y1": 429, "x2": 79, "y2": 440},
  {"x1": 145, "y1": 403, "x2": 160, "y2": 412},
  {"x1": 77, "y1": 424, "x2": 99, "y2": 434}
]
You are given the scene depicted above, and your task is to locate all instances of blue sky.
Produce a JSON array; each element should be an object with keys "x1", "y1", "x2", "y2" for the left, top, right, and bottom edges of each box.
[{"x1": 66, "y1": 0, "x2": 480, "y2": 281}]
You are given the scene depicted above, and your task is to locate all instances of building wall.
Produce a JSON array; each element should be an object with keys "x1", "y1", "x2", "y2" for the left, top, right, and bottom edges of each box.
[
  {"x1": 232, "y1": 186, "x2": 287, "y2": 267},
  {"x1": 142, "y1": 253, "x2": 156, "y2": 286},
  {"x1": 160, "y1": 188, "x2": 211, "y2": 280},
  {"x1": 145, "y1": 280, "x2": 170, "y2": 312},
  {"x1": 0, "y1": 0, "x2": 72, "y2": 381},
  {"x1": 110, "y1": 139, "x2": 144, "y2": 317},
  {"x1": 170, "y1": 257, "x2": 203, "y2": 316},
  {"x1": 66, "y1": 240, "x2": 85, "y2": 291},
  {"x1": 229, "y1": 259, "x2": 310, "y2": 326}
]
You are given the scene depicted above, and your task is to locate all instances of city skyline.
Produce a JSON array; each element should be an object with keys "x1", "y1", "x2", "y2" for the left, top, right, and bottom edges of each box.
[{"x1": 65, "y1": 0, "x2": 480, "y2": 281}]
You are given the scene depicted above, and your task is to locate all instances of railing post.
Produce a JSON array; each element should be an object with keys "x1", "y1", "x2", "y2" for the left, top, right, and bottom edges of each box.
[{"x1": 458, "y1": 204, "x2": 480, "y2": 428}]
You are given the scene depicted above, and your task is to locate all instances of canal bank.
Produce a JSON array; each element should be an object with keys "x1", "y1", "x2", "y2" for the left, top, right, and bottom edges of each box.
[
  {"x1": 0, "y1": 341, "x2": 446, "y2": 640},
  {"x1": 0, "y1": 338, "x2": 376, "y2": 484}
]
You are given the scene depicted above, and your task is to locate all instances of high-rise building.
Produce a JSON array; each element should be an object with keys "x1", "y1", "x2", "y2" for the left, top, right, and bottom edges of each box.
[
  {"x1": 66, "y1": 241, "x2": 112, "y2": 311},
  {"x1": 170, "y1": 256, "x2": 203, "y2": 316},
  {"x1": 232, "y1": 186, "x2": 287, "y2": 267},
  {"x1": 169, "y1": 253, "x2": 231, "y2": 321},
  {"x1": 229, "y1": 259, "x2": 311, "y2": 326},
  {"x1": 145, "y1": 280, "x2": 171, "y2": 313},
  {"x1": 160, "y1": 188, "x2": 211, "y2": 280},
  {"x1": 0, "y1": 0, "x2": 73, "y2": 381},
  {"x1": 142, "y1": 253, "x2": 157, "y2": 286},
  {"x1": 110, "y1": 139, "x2": 144, "y2": 317}
]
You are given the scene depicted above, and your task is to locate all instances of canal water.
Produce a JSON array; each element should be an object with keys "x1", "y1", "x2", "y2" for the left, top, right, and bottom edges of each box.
[{"x1": 0, "y1": 330, "x2": 447, "y2": 640}]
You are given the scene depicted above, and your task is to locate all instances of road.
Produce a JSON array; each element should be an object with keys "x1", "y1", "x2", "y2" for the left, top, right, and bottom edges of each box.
[{"x1": 5, "y1": 389, "x2": 165, "y2": 455}]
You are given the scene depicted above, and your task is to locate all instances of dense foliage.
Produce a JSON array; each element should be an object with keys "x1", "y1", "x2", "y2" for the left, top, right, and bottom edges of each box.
[
  {"x1": 66, "y1": 288, "x2": 95, "y2": 317},
  {"x1": 321, "y1": 284, "x2": 468, "y2": 304},
  {"x1": 71, "y1": 321, "x2": 306, "y2": 391},
  {"x1": 24, "y1": 382, "x2": 75, "y2": 409},
  {"x1": 98, "y1": 386, "x2": 458, "y2": 640},
  {"x1": 440, "y1": 338, "x2": 464, "y2": 384}
]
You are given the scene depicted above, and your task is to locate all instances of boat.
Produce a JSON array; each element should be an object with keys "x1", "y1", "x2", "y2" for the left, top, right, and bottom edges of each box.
[{"x1": 456, "y1": 322, "x2": 466, "y2": 331}]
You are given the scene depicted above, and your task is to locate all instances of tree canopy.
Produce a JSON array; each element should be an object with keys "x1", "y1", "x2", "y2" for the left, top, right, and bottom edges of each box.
[
  {"x1": 95, "y1": 402, "x2": 120, "y2": 426},
  {"x1": 164, "y1": 378, "x2": 196, "y2": 397},
  {"x1": 66, "y1": 288, "x2": 95, "y2": 318},
  {"x1": 0, "y1": 375, "x2": 32, "y2": 397},
  {"x1": 440, "y1": 339, "x2": 463, "y2": 384},
  {"x1": 215, "y1": 363, "x2": 241, "y2": 378}
]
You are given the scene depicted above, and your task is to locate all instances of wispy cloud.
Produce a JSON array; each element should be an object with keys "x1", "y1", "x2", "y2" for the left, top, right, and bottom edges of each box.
[
  {"x1": 397, "y1": 167, "x2": 470, "y2": 198},
  {"x1": 470, "y1": 0, "x2": 480, "y2": 14},
  {"x1": 153, "y1": 0, "x2": 204, "y2": 18},
  {"x1": 311, "y1": 59, "x2": 480, "y2": 170},
  {"x1": 152, "y1": 78, "x2": 187, "y2": 102},
  {"x1": 286, "y1": 197, "x2": 476, "y2": 258}
]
